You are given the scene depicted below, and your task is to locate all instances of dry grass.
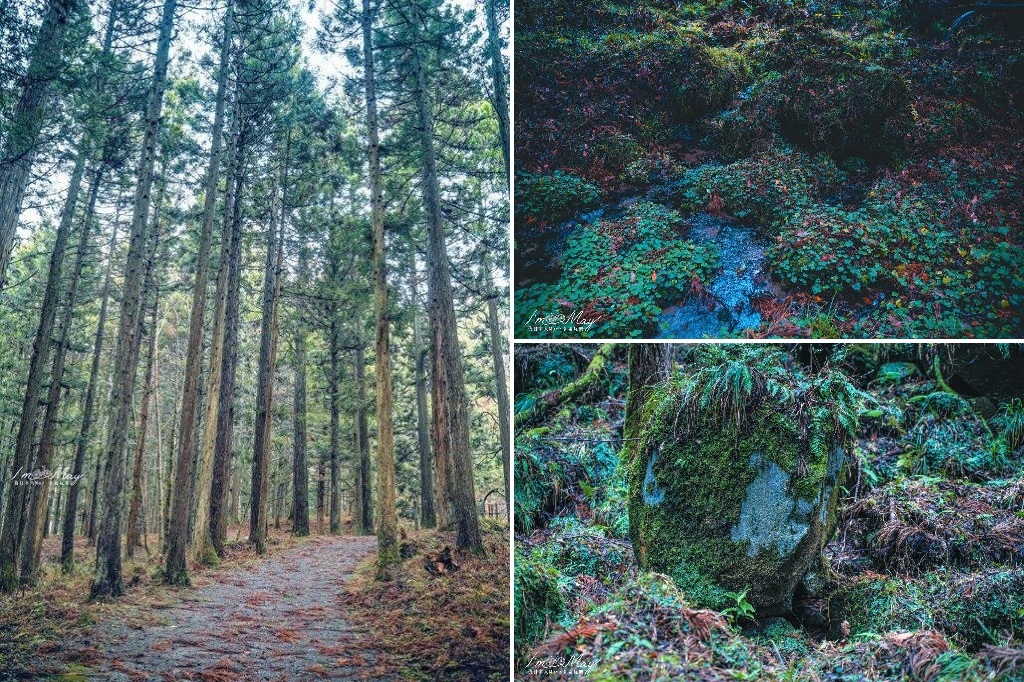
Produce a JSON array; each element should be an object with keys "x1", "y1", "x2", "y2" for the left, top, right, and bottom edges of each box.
[{"x1": 342, "y1": 525, "x2": 510, "y2": 682}]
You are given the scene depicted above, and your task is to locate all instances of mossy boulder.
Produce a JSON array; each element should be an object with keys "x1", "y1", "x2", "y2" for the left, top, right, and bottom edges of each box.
[
  {"x1": 835, "y1": 569, "x2": 1024, "y2": 650},
  {"x1": 777, "y1": 58, "x2": 913, "y2": 161},
  {"x1": 513, "y1": 548, "x2": 567, "y2": 660},
  {"x1": 715, "y1": 50, "x2": 913, "y2": 162},
  {"x1": 625, "y1": 347, "x2": 861, "y2": 615},
  {"x1": 516, "y1": 26, "x2": 747, "y2": 177},
  {"x1": 877, "y1": 362, "x2": 920, "y2": 384}
]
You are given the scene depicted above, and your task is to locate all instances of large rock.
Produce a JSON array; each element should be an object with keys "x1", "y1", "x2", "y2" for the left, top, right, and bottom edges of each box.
[
  {"x1": 626, "y1": 350, "x2": 853, "y2": 616},
  {"x1": 946, "y1": 345, "x2": 1024, "y2": 404}
]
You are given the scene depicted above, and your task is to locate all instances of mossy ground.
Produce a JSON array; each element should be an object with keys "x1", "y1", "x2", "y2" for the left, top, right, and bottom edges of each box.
[
  {"x1": 514, "y1": 344, "x2": 1024, "y2": 680},
  {"x1": 515, "y1": 1, "x2": 1024, "y2": 338}
]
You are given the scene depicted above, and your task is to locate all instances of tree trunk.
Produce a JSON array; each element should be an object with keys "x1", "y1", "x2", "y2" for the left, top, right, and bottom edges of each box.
[
  {"x1": 0, "y1": 147, "x2": 87, "y2": 592},
  {"x1": 484, "y1": 0, "x2": 509, "y2": 178},
  {"x1": 363, "y1": 0, "x2": 396, "y2": 575},
  {"x1": 127, "y1": 289, "x2": 160, "y2": 558},
  {"x1": 328, "y1": 320, "x2": 341, "y2": 534},
  {"x1": 354, "y1": 345, "x2": 373, "y2": 535},
  {"x1": 515, "y1": 344, "x2": 616, "y2": 430},
  {"x1": 23, "y1": 160, "x2": 104, "y2": 584},
  {"x1": 251, "y1": 159, "x2": 285, "y2": 554},
  {"x1": 210, "y1": 146, "x2": 244, "y2": 559},
  {"x1": 487, "y1": 293, "x2": 510, "y2": 513},
  {"x1": 63, "y1": 217, "x2": 119, "y2": 571},
  {"x1": 123, "y1": 171, "x2": 164, "y2": 560},
  {"x1": 316, "y1": 451, "x2": 326, "y2": 533},
  {"x1": 165, "y1": 0, "x2": 233, "y2": 586},
  {"x1": 623, "y1": 344, "x2": 673, "y2": 446},
  {"x1": 291, "y1": 242, "x2": 310, "y2": 537},
  {"x1": 0, "y1": 0, "x2": 82, "y2": 290},
  {"x1": 412, "y1": 273, "x2": 434, "y2": 529},
  {"x1": 91, "y1": 0, "x2": 177, "y2": 600},
  {"x1": 411, "y1": 19, "x2": 483, "y2": 555}
]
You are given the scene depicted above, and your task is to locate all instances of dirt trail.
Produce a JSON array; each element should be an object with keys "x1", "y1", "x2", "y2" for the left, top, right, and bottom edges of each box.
[{"x1": 65, "y1": 536, "x2": 390, "y2": 681}]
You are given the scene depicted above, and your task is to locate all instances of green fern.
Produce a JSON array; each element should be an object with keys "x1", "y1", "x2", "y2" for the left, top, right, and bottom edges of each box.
[{"x1": 992, "y1": 399, "x2": 1024, "y2": 450}]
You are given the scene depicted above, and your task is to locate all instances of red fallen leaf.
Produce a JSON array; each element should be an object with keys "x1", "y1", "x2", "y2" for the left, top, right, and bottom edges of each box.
[
  {"x1": 274, "y1": 628, "x2": 303, "y2": 643},
  {"x1": 651, "y1": 271, "x2": 657, "y2": 282}
]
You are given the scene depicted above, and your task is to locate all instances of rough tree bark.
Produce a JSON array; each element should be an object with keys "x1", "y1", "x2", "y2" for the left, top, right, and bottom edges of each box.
[
  {"x1": 61, "y1": 216, "x2": 119, "y2": 571},
  {"x1": 486, "y1": 274, "x2": 510, "y2": 513},
  {"x1": 363, "y1": 0, "x2": 396, "y2": 574},
  {"x1": 210, "y1": 138, "x2": 244, "y2": 559},
  {"x1": 354, "y1": 345, "x2": 373, "y2": 535},
  {"x1": 164, "y1": 0, "x2": 233, "y2": 586},
  {"x1": 127, "y1": 260, "x2": 161, "y2": 558},
  {"x1": 251, "y1": 159, "x2": 285, "y2": 555},
  {"x1": 328, "y1": 320, "x2": 341, "y2": 534},
  {"x1": 91, "y1": 0, "x2": 178, "y2": 600},
  {"x1": 412, "y1": 273, "x2": 434, "y2": 529},
  {"x1": 623, "y1": 345, "x2": 673, "y2": 444},
  {"x1": 291, "y1": 242, "x2": 310, "y2": 537},
  {"x1": 411, "y1": 16, "x2": 483, "y2": 555}
]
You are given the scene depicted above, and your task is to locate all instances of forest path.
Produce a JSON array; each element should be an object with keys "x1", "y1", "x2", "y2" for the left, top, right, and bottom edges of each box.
[{"x1": 69, "y1": 535, "x2": 390, "y2": 681}]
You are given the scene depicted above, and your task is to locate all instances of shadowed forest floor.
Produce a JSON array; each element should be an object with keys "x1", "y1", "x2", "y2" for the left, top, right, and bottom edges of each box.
[
  {"x1": 1, "y1": 527, "x2": 510, "y2": 681},
  {"x1": 514, "y1": 1, "x2": 1024, "y2": 339}
]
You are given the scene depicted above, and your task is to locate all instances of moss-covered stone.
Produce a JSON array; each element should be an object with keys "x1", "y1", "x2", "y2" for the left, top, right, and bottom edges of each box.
[
  {"x1": 834, "y1": 569, "x2": 1024, "y2": 651},
  {"x1": 514, "y1": 548, "x2": 567, "y2": 658},
  {"x1": 837, "y1": 573, "x2": 935, "y2": 635},
  {"x1": 877, "y1": 362, "x2": 920, "y2": 384},
  {"x1": 625, "y1": 349, "x2": 856, "y2": 615}
]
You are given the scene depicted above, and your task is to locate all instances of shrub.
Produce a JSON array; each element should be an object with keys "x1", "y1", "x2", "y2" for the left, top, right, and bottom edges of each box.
[
  {"x1": 675, "y1": 147, "x2": 845, "y2": 223},
  {"x1": 516, "y1": 26, "x2": 748, "y2": 179},
  {"x1": 513, "y1": 433, "x2": 620, "y2": 532},
  {"x1": 766, "y1": 177, "x2": 1024, "y2": 336},
  {"x1": 713, "y1": 40, "x2": 914, "y2": 162},
  {"x1": 515, "y1": 202, "x2": 720, "y2": 338},
  {"x1": 776, "y1": 59, "x2": 913, "y2": 161},
  {"x1": 514, "y1": 548, "x2": 567, "y2": 663},
  {"x1": 515, "y1": 170, "x2": 601, "y2": 224}
]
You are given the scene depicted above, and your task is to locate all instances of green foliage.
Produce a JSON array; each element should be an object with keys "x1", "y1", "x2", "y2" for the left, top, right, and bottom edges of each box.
[
  {"x1": 516, "y1": 344, "x2": 1024, "y2": 678},
  {"x1": 904, "y1": 395, "x2": 1017, "y2": 480},
  {"x1": 767, "y1": 175, "x2": 1024, "y2": 336},
  {"x1": 837, "y1": 569, "x2": 1024, "y2": 650},
  {"x1": 675, "y1": 148, "x2": 844, "y2": 223},
  {"x1": 514, "y1": 170, "x2": 601, "y2": 224},
  {"x1": 516, "y1": 24, "x2": 747, "y2": 178},
  {"x1": 720, "y1": 587, "x2": 756, "y2": 623},
  {"x1": 776, "y1": 59, "x2": 913, "y2": 161},
  {"x1": 514, "y1": 548, "x2": 567, "y2": 661},
  {"x1": 513, "y1": 432, "x2": 620, "y2": 532},
  {"x1": 837, "y1": 573, "x2": 936, "y2": 635},
  {"x1": 993, "y1": 399, "x2": 1024, "y2": 450},
  {"x1": 514, "y1": 202, "x2": 720, "y2": 338}
]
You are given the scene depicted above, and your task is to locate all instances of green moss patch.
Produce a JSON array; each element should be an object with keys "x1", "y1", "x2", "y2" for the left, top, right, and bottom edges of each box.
[{"x1": 625, "y1": 346, "x2": 863, "y2": 614}]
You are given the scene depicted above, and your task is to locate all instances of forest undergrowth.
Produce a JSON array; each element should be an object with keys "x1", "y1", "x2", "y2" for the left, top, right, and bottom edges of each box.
[
  {"x1": 344, "y1": 525, "x2": 511, "y2": 681},
  {"x1": 513, "y1": 344, "x2": 1024, "y2": 680},
  {"x1": 514, "y1": 0, "x2": 1024, "y2": 338}
]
